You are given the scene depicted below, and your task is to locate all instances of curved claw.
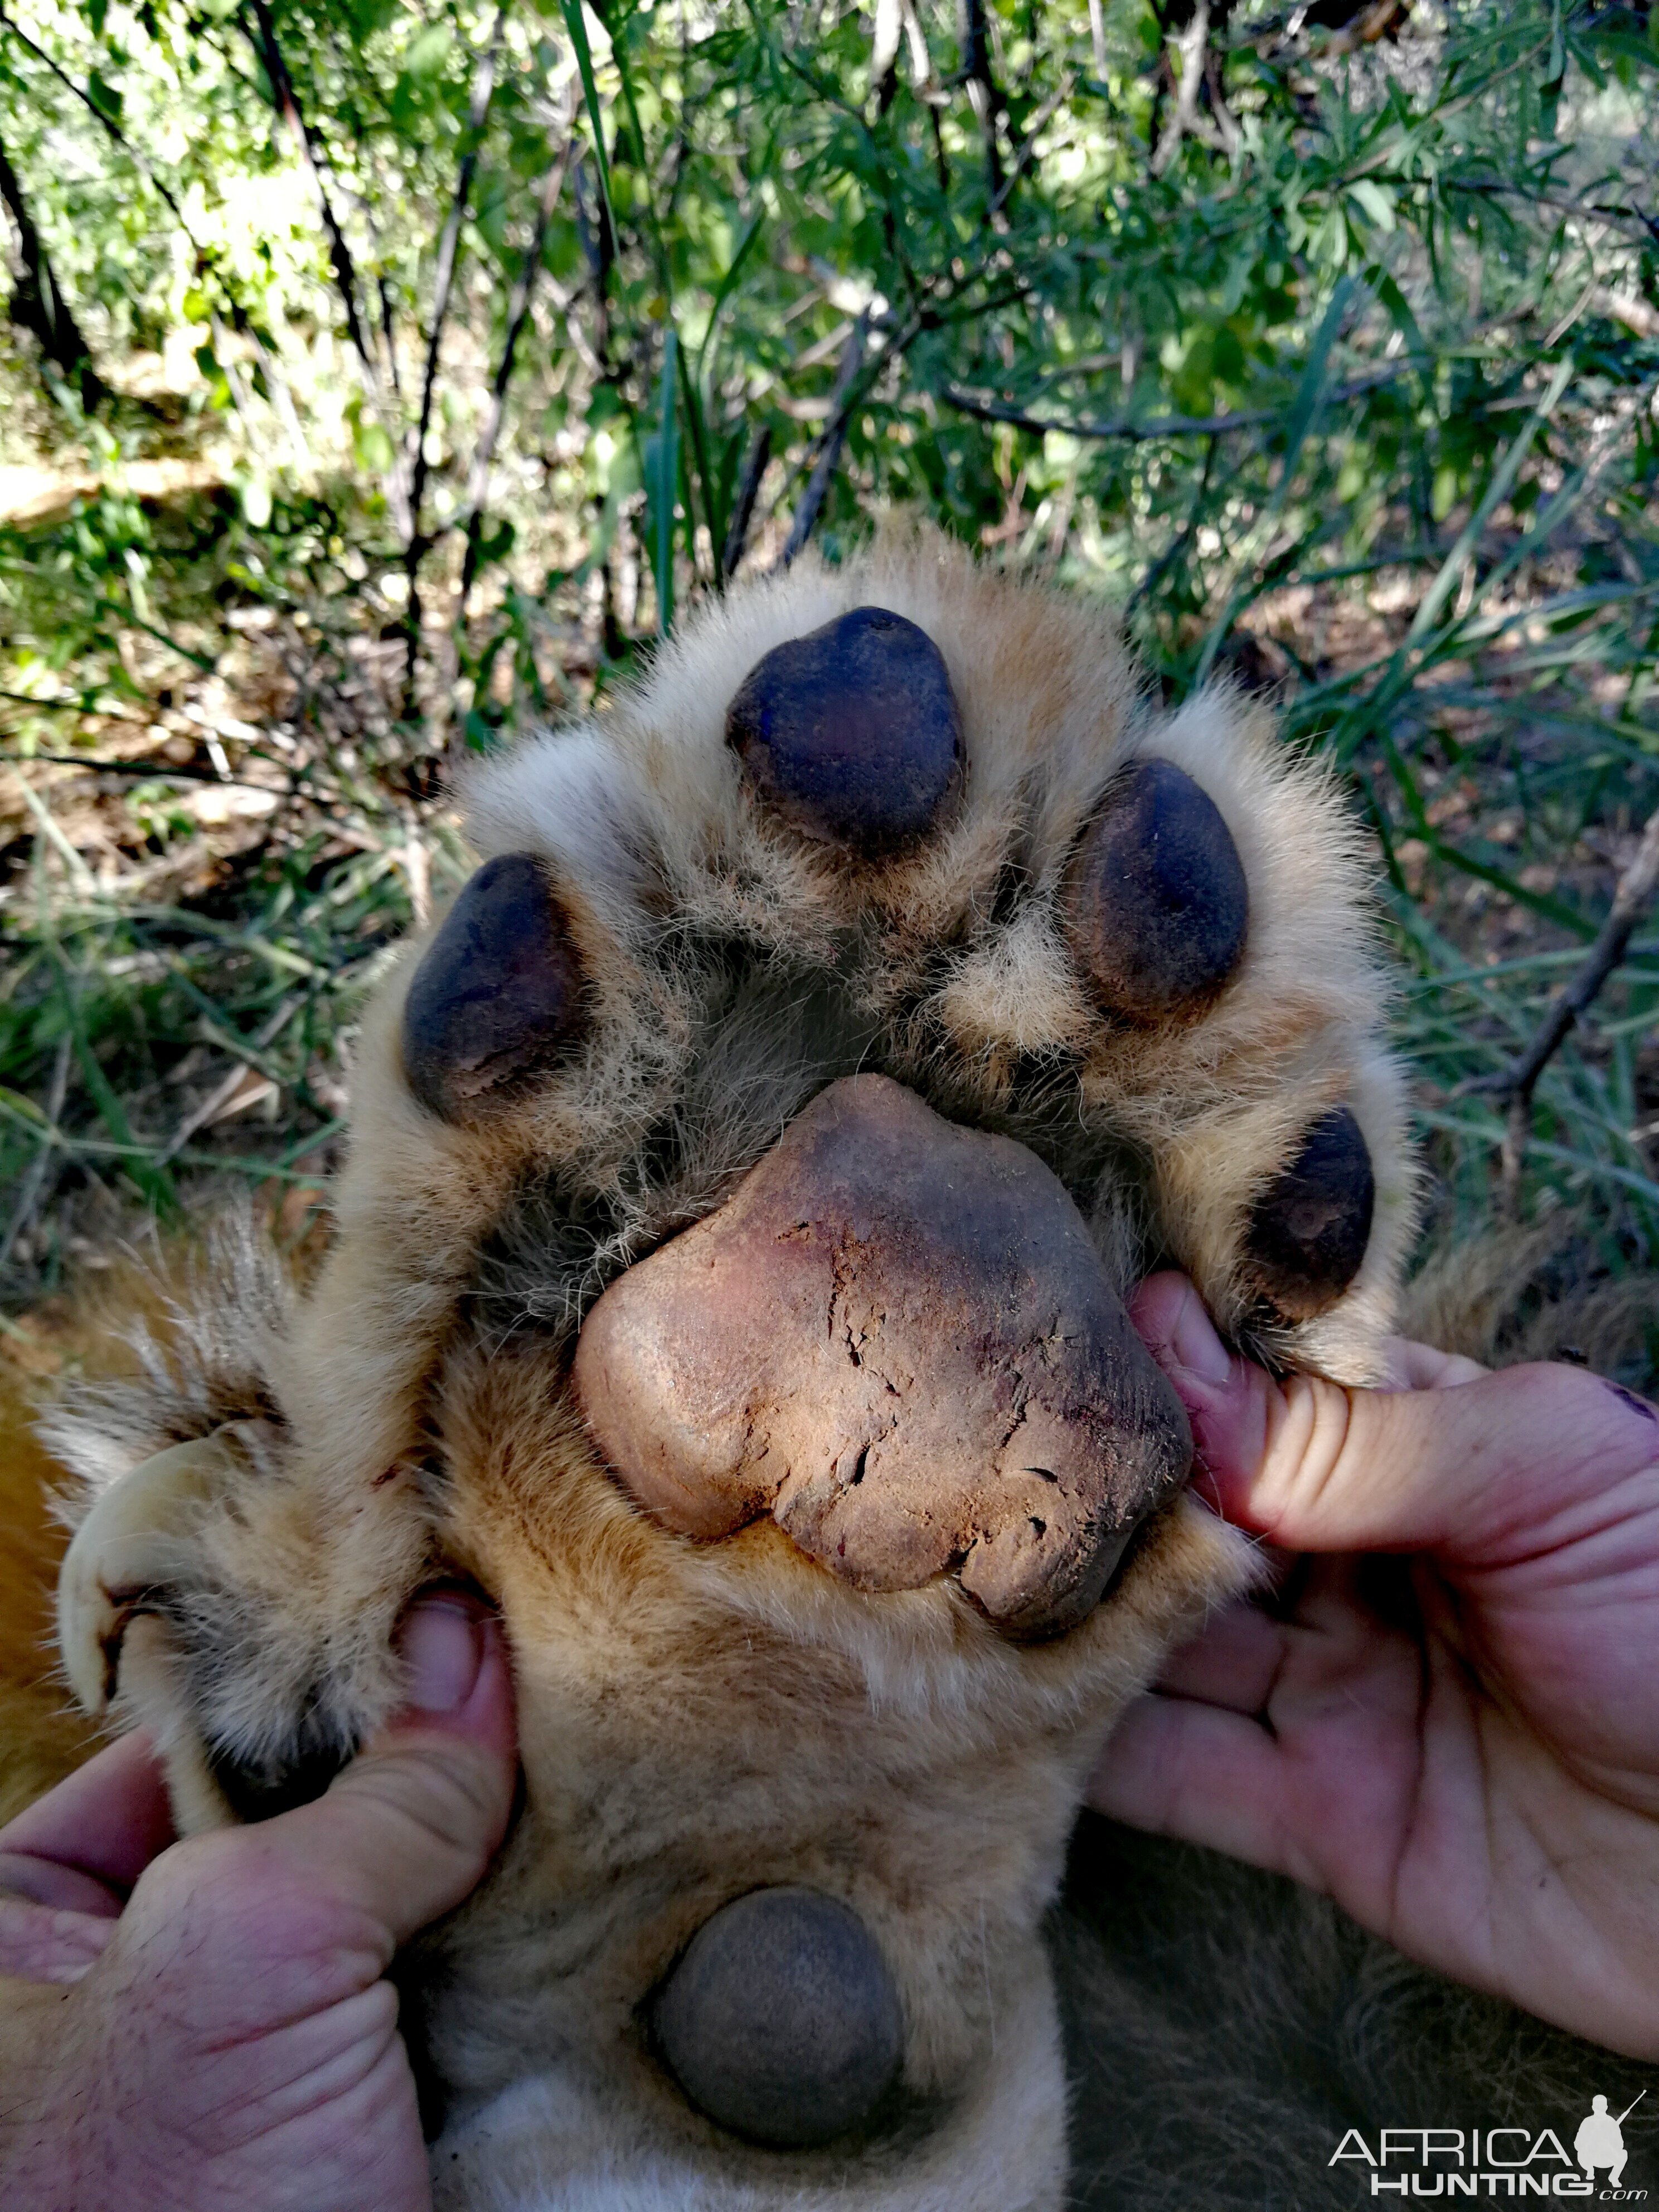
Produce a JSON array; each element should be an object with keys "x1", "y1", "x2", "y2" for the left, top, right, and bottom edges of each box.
[{"x1": 57, "y1": 1430, "x2": 245, "y2": 1716}]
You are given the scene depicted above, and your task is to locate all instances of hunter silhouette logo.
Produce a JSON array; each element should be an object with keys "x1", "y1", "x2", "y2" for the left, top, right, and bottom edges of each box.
[
  {"x1": 1331, "y1": 2094, "x2": 1647, "y2": 2197},
  {"x1": 1576, "y1": 2096, "x2": 1646, "y2": 2195}
]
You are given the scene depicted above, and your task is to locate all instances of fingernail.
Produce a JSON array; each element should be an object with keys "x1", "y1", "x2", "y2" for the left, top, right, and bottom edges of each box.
[
  {"x1": 1172, "y1": 1287, "x2": 1233, "y2": 1385},
  {"x1": 396, "y1": 1597, "x2": 484, "y2": 1714}
]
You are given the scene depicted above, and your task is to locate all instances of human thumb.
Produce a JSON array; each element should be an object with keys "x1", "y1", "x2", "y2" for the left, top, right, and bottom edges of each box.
[
  {"x1": 248, "y1": 1590, "x2": 519, "y2": 1952},
  {"x1": 1129, "y1": 1272, "x2": 1659, "y2": 1565}
]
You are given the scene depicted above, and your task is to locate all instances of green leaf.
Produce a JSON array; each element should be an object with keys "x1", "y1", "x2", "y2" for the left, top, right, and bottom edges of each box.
[
  {"x1": 404, "y1": 22, "x2": 454, "y2": 79},
  {"x1": 1347, "y1": 179, "x2": 1395, "y2": 232},
  {"x1": 0, "y1": 1084, "x2": 49, "y2": 1131},
  {"x1": 86, "y1": 70, "x2": 123, "y2": 124},
  {"x1": 353, "y1": 419, "x2": 396, "y2": 474},
  {"x1": 1278, "y1": 276, "x2": 1357, "y2": 491}
]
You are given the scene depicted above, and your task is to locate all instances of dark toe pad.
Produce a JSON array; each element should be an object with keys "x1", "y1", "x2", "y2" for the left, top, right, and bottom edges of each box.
[
  {"x1": 725, "y1": 606, "x2": 963, "y2": 851},
  {"x1": 573, "y1": 1074, "x2": 1191, "y2": 1639},
  {"x1": 653, "y1": 1888, "x2": 902, "y2": 2147},
  {"x1": 1244, "y1": 1105, "x2": 1375, "y2": 1320},
  {"x1": 1066, "y1": 758, "x2": 1249, "y2": 1021},
  {"x1": 402, "y1": 852, "x2": 586, "y2": 1122}
]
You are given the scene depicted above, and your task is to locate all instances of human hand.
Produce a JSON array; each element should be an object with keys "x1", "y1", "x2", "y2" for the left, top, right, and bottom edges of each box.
[
  {"x1": 1093, "y1": 1272, "x2": 1659, "y2": 2061},
  {"x1": 0, "y1": 1590, "x2": 517, "y2": 2212}
]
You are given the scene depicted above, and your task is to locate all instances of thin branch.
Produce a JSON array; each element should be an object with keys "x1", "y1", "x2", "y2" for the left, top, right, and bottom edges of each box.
[
  {"x1": 0, "y1": 8, "x2": 193, "y2": 239},
  {"x1": 0, "y1": 749, "x2": 283, "y2": 789},
  {"x1": 1452, "y1": 178, "x2": 1658, "y2": 247},
  {"x1": 0, "y1": 688, "x2": 151, "y2": 719},
  {"x1": 958, "y1": 0, "x2": 1003, "y2": 197},
  {"x1": 378, "y1": 275, "x2": 403, "y2": 400},
  {"x1": 408, "y1": 8, "x2": 508, "y2": 544},
  {"x1": 939, "y1": 361, "x2": 1415, "y2": 442},
  {"x1": 1086, "y1": 0, "x2": 1107, "y2": 80},
  {"x1": 402, "y1": 4, "x2": 510, "y2": 708},
  {"x1": 982, "y1": 72, "x2": 1069, "y2": 225},
  {"x1": 0, "y1": 122, "x2": 101, "y2": 404},
  {"x1": 241, "y1": 2, "x2": 411, "y2": 540},
  {"x1": 779, "y1": 313, "x2": 867, "y2": 568},
  {"x1": 459, "y1": 133, "x2": 576, "y2": 604},
  {"x1": 721, "y1": 423, "x2": 772, "y2": 582},
  {"x1": 1479, "y1": 806, "x2": 1659, "y2": 1200},
  {"x1": 0, "y1": 12, "x2": 321, "y2": 450},
  {"x1": 1151, "y1": 0, "x2": 1212, "y2": 177},
  {"x1": 871, "y1": 0, "x2": 903, "y2": 105},
  {"x1": 242, "y1": 3, "x2": 373, "y2": 378}
]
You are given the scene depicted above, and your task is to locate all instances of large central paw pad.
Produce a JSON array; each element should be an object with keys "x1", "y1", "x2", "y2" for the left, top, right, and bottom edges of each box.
[{"x1": 573, "y1": 1074, "x2": 1191, "y2": 1638}]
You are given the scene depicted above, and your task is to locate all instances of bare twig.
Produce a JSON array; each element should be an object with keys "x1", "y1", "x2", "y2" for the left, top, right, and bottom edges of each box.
[
  {"x1": 958, "y1": 0, "x2": 1004, "y2": 197},
  {"x1": 571, "y1": 153, "x2": 617, "y2": 372},
  {"x1": 242, "y1": 2, "x2": 412, "y2": 540},
  {"x1": 159, "y1": 995, "x2": 300, "y2": 1166},
  {"x1": 1202, "y1": 40, "x2": 1241, "y2": 161},
  {"x1": 721, "y1": 424, "x2": 773, "y2": 582},
  {"x1": 401, "y1": 4, "x2": 510, "y2": 710},
  {"x1": 459, "y1": 134, "x2": 576, "y2": 604},
  {"x1": 769, "y1": 112, "x2": 1061, "y2": 569},
  {"x1": 1086, "y1": 0, "x2": 1108, "y2": 79},
  {"x1": 779, "y1": 314, "x2": 868, "y2": 569},
  {"x1": 0, "y1": 123, "x2": 101, "y2": 404},
  {"x1": 1479, "y1": 806, "x2": 1659, "y2": 1201},
  {"x1": 940, "y1": 360, "x2": 1414, "y2": 442},
  {"x1": 0, "y1": 750, "x2": 284, "y2": 790},
  {"x1": 377, "y1": 275, "x2": 403, "y2": 400},
  {"x1": 243, "y1": 4, "x2": 372, "y2": 380},
  {"x1": 1152, "y1": 0, "x2": 1211, "y2": 176},
  {"x1": 871, "y1": 0, "x2": 904, "y2": 105},
  {"x1": 0, "y1": 8, "x2": 193, "y2": 239},
  {"x1": 1, "y1": 7, "x2": 320, "y2": 445},
  {"x1": 982, "y1": 72, "x2": 1069, "y2": 226}
]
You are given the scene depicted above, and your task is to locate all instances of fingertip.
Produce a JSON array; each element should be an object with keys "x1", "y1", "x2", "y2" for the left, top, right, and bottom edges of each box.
[
  {"x1": 395, "y1": 1592, "x2": 486, "y2": 1715},
  {"x1": 0, "y1": 1729, "x2": 174, "y2": 1902},
  {"x1": 386, "y1": 1591, "x2": 517, "y2": 1771},
  {"x1": 1131, "y1": 1273, "x2": 1274, "y2": 1519},
  {"x1": 1128, "y1": 1271, "x2": 1199, "y2": 1362},
  {"x1": 1130, "y1": 1273, "x2": 1235, "y2": 1388}
]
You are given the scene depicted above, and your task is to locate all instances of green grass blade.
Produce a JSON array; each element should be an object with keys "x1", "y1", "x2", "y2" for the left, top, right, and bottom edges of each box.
[
  {"x1": 560, "y1": 0, "x2": 616, "y2": 246},
  {"x1": 653, "y1": 329, "x2": 680, "y2": 636},
  {"x1": 1406, "y1": 350, "x2": 1575, "y2": 647}
]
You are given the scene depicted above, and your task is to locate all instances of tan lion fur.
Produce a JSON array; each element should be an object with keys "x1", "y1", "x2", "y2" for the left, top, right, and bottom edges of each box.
[{"x1": 0, "y1": 521, "x2": 1530, "y2": 2207}]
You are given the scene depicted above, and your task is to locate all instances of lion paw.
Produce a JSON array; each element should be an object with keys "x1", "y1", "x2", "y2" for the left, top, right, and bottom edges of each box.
[{"x1": 50, "y1": 526, "x2": 1416, "y2": 2206}]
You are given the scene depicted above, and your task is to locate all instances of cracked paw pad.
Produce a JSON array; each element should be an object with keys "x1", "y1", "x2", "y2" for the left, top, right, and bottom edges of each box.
[
  {"x1": 573, "y1": 1073, "x2": 1192, "y2": 1639},
  {"x1": 653, "y1": 1887, "x2": 903, "y2": 2147},
  {"x1": 1066, "y1": 756, "x2": 1249, "y2": 1021},
  {"x1": 402, "y1": 851, "x2": 586, "y2": 1122},
  {"x1": 725, "y1": 605, "x2": 963, "y2": 851}
]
